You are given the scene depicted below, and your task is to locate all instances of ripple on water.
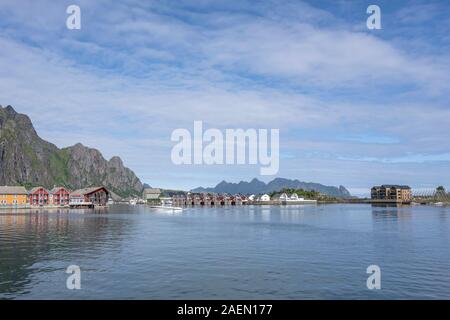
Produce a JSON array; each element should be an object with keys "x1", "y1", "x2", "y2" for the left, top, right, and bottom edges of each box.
[{"x1": 1, "y1": 204, "x2": 450, "y2": 299}]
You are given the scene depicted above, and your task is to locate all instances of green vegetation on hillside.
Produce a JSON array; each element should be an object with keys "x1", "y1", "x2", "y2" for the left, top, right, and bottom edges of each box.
[
  {"x1": 270, "y1": 188, "x2": 340, "y2": 201},
  {"x1": 50, "y1": 150, "x2": 71, "y2": 187}
]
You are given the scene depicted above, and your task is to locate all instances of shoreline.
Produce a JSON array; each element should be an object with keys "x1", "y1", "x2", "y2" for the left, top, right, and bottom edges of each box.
[{"x1": 1, "y1": 201, "x2": 448, "y2": 212}]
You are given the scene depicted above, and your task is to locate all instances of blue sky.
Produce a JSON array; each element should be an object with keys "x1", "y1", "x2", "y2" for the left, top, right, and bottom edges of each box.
[{"x1": 0, "y1": 0, "x2": 449, "y2": 195}]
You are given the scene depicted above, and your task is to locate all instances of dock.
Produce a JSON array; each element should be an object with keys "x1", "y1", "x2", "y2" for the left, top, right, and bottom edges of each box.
[
  {"x1": 251, "y1": 200, "x2": 317, "y2": 205},
  {"x1": 69, "y1": 202, "x2": 94, "y2": 209}
]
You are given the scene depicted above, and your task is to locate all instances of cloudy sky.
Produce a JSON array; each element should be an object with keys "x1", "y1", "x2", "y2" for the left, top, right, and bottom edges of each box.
[{"x1": 0, "y1": 0, "x2": 449, "y2": 195}]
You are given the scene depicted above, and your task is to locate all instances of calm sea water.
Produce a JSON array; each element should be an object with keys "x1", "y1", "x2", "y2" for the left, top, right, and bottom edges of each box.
[{"x1": 0, "y1": 204, "x2": 449, "y2": 300}]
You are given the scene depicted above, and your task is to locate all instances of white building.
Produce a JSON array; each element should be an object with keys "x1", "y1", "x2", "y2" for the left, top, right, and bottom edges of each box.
[
  {"x1": 289, "y1": 193, "x2": 299, "y2": 201},
  {"x1": 259, "y1": 194, "x2": 271, "y2": 202},
  {"x1": 278, "y1": 193, "x2": 289, "y2": 201}
]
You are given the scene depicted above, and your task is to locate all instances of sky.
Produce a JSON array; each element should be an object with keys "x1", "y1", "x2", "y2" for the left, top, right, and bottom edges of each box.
[{"x1": 0, "y1": 0, "x2": 449, "y2": 196}]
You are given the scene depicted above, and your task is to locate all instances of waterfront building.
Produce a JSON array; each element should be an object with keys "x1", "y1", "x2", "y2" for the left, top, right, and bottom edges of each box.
[
  {"x1": 276, "y1": 193, "x2": 289, "y2": 201},
  {"x1": 49, "y1": 187, "x2": 71, "y2": 206},
  {"x1": 371, "y1": 185, "x2": 412, "y2": 201},
  {"x1": 259, "y1": 194, "x2": 271, "y2": 202},
  {"x1": 234, "y1": 195, "x2": 247, "y2": 205},
  {"x1": 217, "y1": 195, "x2": 226, "y2": 205},
  {"x1": 248, "y1": 194, "x2": 255, "y2": 201},
  {"x1": 172, "y1": 193, "x2": 248, "y2": 206},
  {"x1": 143, "y1": 188, "x2": 161, "y2": 203},
  {"x1": 29, "y1": 187, "x2": 50, "y2": 206},
  {"x1": 290, "y1": 194, "x2": 300, "y2": 201},
  {"x1": 70, "y1": 187, "x2": 109, "y2": 206},
  {"x1": 172, "y1": 194, "x2": 187, "y2": 206},
  {"x1": 224, "y1": 194, "x2": 233, "y2": 205},
  {"x1": 143, "y1": 188, "x2": 161, "y2": 200},
  {"x1": 0, "y1": 186, "x2": 28, "y2": 206},
  {"x1": 69, "y1": 193, "x2": 85, "y2": 205}
]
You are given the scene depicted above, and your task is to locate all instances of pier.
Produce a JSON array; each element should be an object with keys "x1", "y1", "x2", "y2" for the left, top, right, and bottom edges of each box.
[{"x1": 172, "y1": 194, "x2": 317, "y2": 207}]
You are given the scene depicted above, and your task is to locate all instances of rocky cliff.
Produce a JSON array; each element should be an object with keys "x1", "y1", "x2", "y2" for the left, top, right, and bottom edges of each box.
[{"x1": 0, "y1": 105, "x2": 143, "y2": 197}]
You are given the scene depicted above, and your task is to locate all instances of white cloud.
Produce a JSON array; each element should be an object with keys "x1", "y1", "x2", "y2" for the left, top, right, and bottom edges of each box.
[{"x1": 0, "y1": 0, "x2": 449, "y2": 190}]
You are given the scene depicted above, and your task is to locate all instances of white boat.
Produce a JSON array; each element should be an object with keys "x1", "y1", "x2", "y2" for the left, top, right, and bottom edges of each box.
[
  {"x1": 129, "y1": 199, "x2": 137, "y2": 205},
  {"x1": 149, "y1": 198, "x2": 183, "y2": 211},
  {"x1": 149, "y1": 205, "x2": 183, "y2": 211}
]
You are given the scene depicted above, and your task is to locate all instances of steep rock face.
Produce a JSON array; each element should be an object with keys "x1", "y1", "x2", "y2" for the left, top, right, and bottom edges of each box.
[
  {"x1": 0, "y1": 105, "x2": 59, "y2": 187},
  {"x1": 63, "y1": 145, "x2": 143, "y2": 197},
  {"x1": 0, "y1": 105, "x2": 143, "y2": 197}
]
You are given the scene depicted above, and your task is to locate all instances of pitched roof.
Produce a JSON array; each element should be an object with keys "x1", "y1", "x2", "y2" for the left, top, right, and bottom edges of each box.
[
  {"x1": 50, "y1": 186, "x2": 70, "y2": 193},
  {"x1": 29, "y1": 187, "x2": 49, "y2": 194},
  {"x1": 70, "y1": 187, "x2": 108, "y2": 196},
  {"x1": 0, "y1": 186, "x2": 28, "y2": 195},
  {"x1": 143, "y1": 188, "x2": 161, "y2": 194}
]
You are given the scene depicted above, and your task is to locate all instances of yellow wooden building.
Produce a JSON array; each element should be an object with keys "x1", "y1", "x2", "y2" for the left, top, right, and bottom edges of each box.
[{"x1": 0, "y1": 186, "x2": 29, "y2": 206}]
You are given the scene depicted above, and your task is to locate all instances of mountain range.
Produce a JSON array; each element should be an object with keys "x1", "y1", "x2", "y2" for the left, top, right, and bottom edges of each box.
[
  {"x1": 0, "y1": 105, "x2": 143, "y2": 197},
  {"x1": 192, "y1": 178, "x2": 351, "y2": 198}
]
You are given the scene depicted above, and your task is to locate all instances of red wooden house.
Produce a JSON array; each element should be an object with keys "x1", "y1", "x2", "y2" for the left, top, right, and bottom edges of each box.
[
  {"x1": 70, "y1": 187, "x2": 109, "y2": 206},
  {"x1": 29, "y1": 187, "x2": 50, "y2": 206},
  {"x1": 50, "y1": 187, "x2": 71, "y2": 206}
]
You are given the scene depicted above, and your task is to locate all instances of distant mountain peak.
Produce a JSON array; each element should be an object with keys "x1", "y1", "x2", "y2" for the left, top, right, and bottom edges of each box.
[
  {"x1": 4, "y1": 105, "x2": 17, "y2": 115},
  {"x1": 72, "y1": 142, "x2": 85, "y2": 148},
  {"x1": 192, "y1": 177, "x2": 351, "y2": 198},
  {"x1": 109, "y1": 156, "x2": 123, "y2": 165}
]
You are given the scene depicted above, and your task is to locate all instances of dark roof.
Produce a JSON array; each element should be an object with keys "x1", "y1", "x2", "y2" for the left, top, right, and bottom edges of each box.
[
  {"x1": 372, "y1": 185, "x2": 411, "y2": 189},
  {"x1": 70, "y1": 187, "x2": 108, "y2": 196}
]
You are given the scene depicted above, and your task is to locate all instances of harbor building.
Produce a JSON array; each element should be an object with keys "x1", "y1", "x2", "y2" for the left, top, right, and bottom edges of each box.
[
  {"x1": 276, "y1": 193, "x2": 289, "y2": 201},
  {"x1": 143, "y1": 188, "x2": 161, "y2": 204},
  {"x1": 70, "y1": 187, "x2": 109, "y2": 207},
  {"x1": 29, "y1": 187, "x2": 50, "y2": 206},
  {"x1": 371, "y1": 185, "x2": 412, "y2": 202},
  {"x1": 272, "y1": 192, "x2": 315, "y2": 205},
  {"x1": 49, "y1": 187, "x2": 71, "y2": 206},
  {"x1": 258, "y1": 194, "x2": 271, "y2": 202},
  {"x1": 172, "y1": 193, "x2": 248, "y2": 206},
  {"x1": 0, "y1": 186, "x2": 29, "y2": 207}
]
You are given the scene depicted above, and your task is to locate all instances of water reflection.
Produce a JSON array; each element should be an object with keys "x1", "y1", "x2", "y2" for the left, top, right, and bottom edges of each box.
[
  {"x1": 371, "y1": 204, "x2": 412, "y2": 221},
  {"x1": 0, "y1": 208, "x2": 134, "y2": 298},
  {"x1": 1, "y1": 204, "x2": 449, "y2": 299}
]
